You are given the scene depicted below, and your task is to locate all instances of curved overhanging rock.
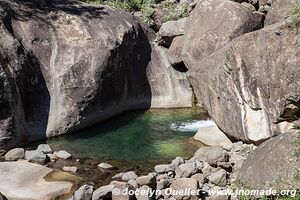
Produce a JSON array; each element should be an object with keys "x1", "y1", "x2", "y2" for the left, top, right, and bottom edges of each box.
[
  {"x1": 0, "y1": 0, "x2": 193, "y2": 151},
  {"x1": 0, "y1": 161, "x2": 81, "y2": 200},
  {"x1": 186, "y1": 21, "x2": 300, "y2": 143}
]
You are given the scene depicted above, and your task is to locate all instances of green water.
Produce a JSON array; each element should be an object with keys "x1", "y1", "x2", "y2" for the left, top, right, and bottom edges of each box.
[{"x1": 47, "y1": 108, "x2": 208, "y2": 165}]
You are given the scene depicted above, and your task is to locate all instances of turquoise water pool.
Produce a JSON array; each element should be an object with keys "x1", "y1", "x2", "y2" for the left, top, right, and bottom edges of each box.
[{"x1": 47, "y1": 108, "x2": 210, "y2": 165}]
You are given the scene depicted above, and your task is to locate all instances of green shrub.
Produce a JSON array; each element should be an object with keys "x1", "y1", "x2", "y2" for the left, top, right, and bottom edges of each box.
[
  {"x1": 164, "y1": 3, "x2": 189, "y2": 21},
  {"x1": 287, "y1": 0, "x2": 300, "y2": 29}
]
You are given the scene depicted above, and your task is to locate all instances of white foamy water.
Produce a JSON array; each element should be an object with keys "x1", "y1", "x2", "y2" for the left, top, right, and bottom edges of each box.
[{"x1": 170, "y1": 120, "x2": 215, "y2": 132}]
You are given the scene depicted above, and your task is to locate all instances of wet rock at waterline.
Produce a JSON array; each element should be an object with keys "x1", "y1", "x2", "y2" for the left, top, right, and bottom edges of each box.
[
  {"x1": 0, "y1": 0, "x2": 193, "y2": 152},
  {"x1": 0, "y1": 161, "x2": 79, "y2": 200}
]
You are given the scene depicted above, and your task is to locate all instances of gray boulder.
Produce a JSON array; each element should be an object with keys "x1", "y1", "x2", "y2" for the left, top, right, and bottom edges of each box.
[
  {"x1": 54, "y1": 150, "x2": 72, "y2": 160},
  {"x1": 4, "y1": 148, "x2": 25, "y2": 161},
  {"x1": 182, "y1": 0, "x2": 263, "y2": 69},
  {"x1": 170, "y1": 178, "x2": 199, "y2": 200},
  {"x1": 186, "y1": 20, "x2": 300, "y2": 143},
  {"x1": 122, "y1": 171, "x2": 138, "y2": 181},
  {"x1": 92, "y1": 185, "x2": 114, "y2": 200},
  {"x1": 167, "y1": 36, "x2": 184, "y2": 66},
  {"x1": 73, "y1": 185, "x2": 94, "y2": 200},
  {"x1": 238, "y1": 130, "x2": 300, "y2": 190},
  {"x1": 156, "y1": 18, "x2": 188, "y2": 47},
  {"x1": 265, "y1": 0, "x2": 291, "y2": 25},
  {"x1": 135, "y1": 185, "x2": 153, "y2": 200},
  {"x1": 194, "y1": 147, "x2": 229, "y2": 166},
  {"x1": 136, "y1": 174, "x2": 156, "y2": 188},
  {"x1": 112, "y1": 182, "x2": 135, "y2": 200},
  {"x1": 25, "y1": 150, "x2": 47, "y2": 164},
  {"x1": 36, "y1": 144, "x2": 52, "y2": 154},
  {"x1": 207, "y1": 169, "x2": 227, "y2": 187},
  {"x1": 155, "y1": 164, "x2": 176, "y2": 174},
  {"x1": 175, "y1": 162, "x2": 202, "y2": 178}
]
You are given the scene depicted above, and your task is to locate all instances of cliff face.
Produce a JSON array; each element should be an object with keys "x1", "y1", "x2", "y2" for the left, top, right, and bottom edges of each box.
[
  {"x1": 0, "y1": 0, "x2": 193, "y2": 151},
  {"x1": 180, "y1": 0, "x2": 300, "y2": 143}
]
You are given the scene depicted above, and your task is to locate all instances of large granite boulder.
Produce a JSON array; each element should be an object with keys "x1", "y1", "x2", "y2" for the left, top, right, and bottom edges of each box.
[
  {"x1": 0, "y1": 0, "x2": 193, "y2": 151},
  {"x1": 182, "y1": 0, "x2": 263, "y2": 69},
  {"x1": 265, "y1": 0, "x2": 292, "y2": 26},
  {"x1": 0, "y1": 161, "x2": 80, "y2": 200},
  {"x1": 238, "y1": 130, "x2": 300, "y2": 190},
  {"x1": 186, "y1": 20, "x2": 300, "y2": 142}
]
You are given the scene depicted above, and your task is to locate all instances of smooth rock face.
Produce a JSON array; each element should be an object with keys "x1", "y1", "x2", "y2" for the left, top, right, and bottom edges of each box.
[
  {"x1": 147, "y1": 44, "x2": 193, "y2": 108},
  {"x1": 4, "y1": 148, "x2": 25, "y2": 161},
  {"x1": 194, "y1": 124, "x2": 232, "y2": 147},
  {"x1": 182, "y1": 0, "x2": 263, "y2": 69},
  {"x1": 265, "y1": 0, "x2": 291, "y2": 25},
  {"x1": 0, "y1": 161, "x2": 75, "y2": 200},
  {"x1": 238, "y1": 130, "x2": 300, "y2": 190},
  {"x1": 0, "y1": 0, "x2": 193, "y2": 151},
  {"x1": 186, "y1": 21, "x2": 300, "y2": 142}
]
